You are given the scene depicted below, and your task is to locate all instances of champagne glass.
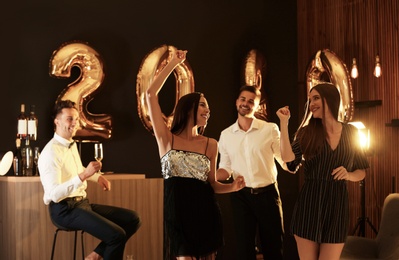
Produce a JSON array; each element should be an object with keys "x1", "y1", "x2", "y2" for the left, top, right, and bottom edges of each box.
[{"x1": 94, "y1": 143, "x2": 103, "y2": 174}]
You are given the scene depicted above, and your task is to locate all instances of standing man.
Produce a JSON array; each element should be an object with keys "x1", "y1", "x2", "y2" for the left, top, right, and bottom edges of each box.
[
  {"x1": 217, "y1": 85, "x2": 287, "y2": 260},
  {"x1": 39, "y1": 100, "x2": 141, "y2": 260}
]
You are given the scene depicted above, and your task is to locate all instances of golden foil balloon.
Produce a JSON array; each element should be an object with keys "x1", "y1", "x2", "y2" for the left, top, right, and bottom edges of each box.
[
  {"x1": 306, "y1": 49, "x2": 354, "y2": 123},
  {"x1": 136, "y1": 45, "x2": 195, "y2": 133},
  {"x1": 242, "y1": 49, "x2": 267, "y2": 120},
  {"x1": 49, "y1": 41, "x2": 112, "y2": 142}
]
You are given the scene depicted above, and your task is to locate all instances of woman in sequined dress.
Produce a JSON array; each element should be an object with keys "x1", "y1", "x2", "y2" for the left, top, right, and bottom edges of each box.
[
  {"x1": 146, "y1": 48, "x2": 245, "y2": 260},
  {"x1": 276, "y1": 83, "x2": 369, "y2": 260}
]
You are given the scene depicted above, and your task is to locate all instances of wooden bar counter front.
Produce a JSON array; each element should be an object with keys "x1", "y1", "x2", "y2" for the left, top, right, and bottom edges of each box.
[{"x1": 0, "y1": 174, "x2": 163, "y2": 260}]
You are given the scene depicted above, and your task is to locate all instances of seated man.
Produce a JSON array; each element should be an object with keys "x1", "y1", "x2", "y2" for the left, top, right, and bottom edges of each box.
[{"x1": 38, "y1": 100, "x2": 141, "y2": 260}]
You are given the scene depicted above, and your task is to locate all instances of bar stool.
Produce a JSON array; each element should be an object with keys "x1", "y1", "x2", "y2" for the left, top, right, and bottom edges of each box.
[{"x1": 49, "y1": 208, "x2": 85, "y2": 260}]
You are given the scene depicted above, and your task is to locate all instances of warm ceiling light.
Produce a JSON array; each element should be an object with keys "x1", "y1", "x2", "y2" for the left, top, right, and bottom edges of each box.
[
  {"x1": 351, "y1": 58, "x2": 358, "y2": 79},
  {"x1": 373, "y1": 55, "x2": 382, "y2": 78}
]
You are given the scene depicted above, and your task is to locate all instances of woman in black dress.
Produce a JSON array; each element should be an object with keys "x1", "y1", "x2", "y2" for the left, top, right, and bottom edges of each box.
[
  {"x1": 276, "y1": 83, "x2": 369, "y2": 260},
  {"x1": 146, "y1": 48, "x2": 245, "y2": 259}
]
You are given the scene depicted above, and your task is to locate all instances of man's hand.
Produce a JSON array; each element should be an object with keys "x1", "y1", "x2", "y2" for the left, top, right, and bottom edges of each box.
[
  {"x1": 98, "y1": 175, "x2": 111, "y2": 191},
  {"x1": 79, "y1": 161, "x2": 102, "y2": 181},
  {"x1": 232, "y1": 175, "x2": 246, "y2": 191}
]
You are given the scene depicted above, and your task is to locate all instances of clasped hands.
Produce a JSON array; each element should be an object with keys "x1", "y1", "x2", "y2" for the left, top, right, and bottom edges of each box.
[{"x1": 233, "y1": 175, "x2": 246, "y2": 191}]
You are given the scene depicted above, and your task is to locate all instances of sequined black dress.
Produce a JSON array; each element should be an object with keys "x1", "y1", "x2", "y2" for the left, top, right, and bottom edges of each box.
[{"x1": 161, "y1": 149, "x2": 223, "y2": 259}]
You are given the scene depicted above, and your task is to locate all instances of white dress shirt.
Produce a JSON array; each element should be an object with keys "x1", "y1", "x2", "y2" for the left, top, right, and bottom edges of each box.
[
  {"x1": 218, "y1": 118, "x2": 285, "y2": 188},
  {"x1": 38, "y1": 133, "x2": 100, "y2": 205}
]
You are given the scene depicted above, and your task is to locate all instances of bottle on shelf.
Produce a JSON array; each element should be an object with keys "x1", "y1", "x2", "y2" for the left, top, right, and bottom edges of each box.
[
  {"x1": 28, "y1": 104, "x2": 38, "y2": 141},
  {"x1": 33, "y1": 147, "x2": 40, "y2": 176},
  {"x1": 22, "y1": 136, "x2": 33, "y2": 176},
  {"x1": 13, "y1": 139, "x2": 23, "y2": 176},
  {"x1": 17, "y1": 104, "x2": 27, "y2": 140}
]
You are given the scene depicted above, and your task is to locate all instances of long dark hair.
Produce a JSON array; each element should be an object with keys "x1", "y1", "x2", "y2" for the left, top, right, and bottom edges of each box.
[
  {"x1": 171, "y1": 92, "x2": 205, "y2": 135},
  {"x1": 295, "y1": 83, "x2": 341, "y2": 159}
]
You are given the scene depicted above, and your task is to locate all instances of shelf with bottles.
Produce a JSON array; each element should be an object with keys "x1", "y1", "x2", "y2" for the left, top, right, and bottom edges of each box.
[
  {"x1": 13, "y1": 136, "x2": 41, "y2": 177},
  {"x1": 14, "y1": 103, "x2": 40, "y2": 176},
  {"x1": 17, "y1": 103, "x2": 38, "y2": 141}
]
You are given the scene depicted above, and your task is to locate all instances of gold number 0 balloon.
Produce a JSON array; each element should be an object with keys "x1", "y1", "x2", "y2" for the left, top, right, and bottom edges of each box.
[
  {"x1": 306, "y1": 49, "x2": 354, "y2": 123},
  {"x1": 49, "y1": 41, "x2": 112, "y2": 142},
  {"x1": 136, "y1": 45, "x2": 195, "y2": 132},
  {"x1": 242, "y1": 49, "x2": 267, "y2": 120}
]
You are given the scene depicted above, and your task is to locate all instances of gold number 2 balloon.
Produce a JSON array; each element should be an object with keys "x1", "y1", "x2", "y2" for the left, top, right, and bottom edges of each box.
[
  {"x1": 49, "y1": 41, "x2": 112, "y2": 142},
  {"x1": 306, "y1": 49, "x2": 354, "y2": 123},
  {"x1": 136, "y1": 45, "x2": 195, "y2": 133}
]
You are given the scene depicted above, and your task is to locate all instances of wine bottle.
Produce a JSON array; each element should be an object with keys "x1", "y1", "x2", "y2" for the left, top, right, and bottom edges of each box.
[
  {"x1": 28, "y1": 105, "x2": 38, "y2": 141},
  {"x1": 17, "y1": 104, "x2": 27, "y2": 140},
  {"x1": 22, "y1": 137, "x2": 33, "y2": 176},
  {"x1": 13, "y1": 139, "x2": 23, "y2": 176}
]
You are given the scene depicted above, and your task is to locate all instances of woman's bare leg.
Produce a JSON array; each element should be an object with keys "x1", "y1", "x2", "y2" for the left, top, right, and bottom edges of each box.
[
  {"x1": 319, "y1": 243, "x2": 345, "y2": 260},
  {"x1": 294, "y1": 235, "x2": 319, "y2": 260}
]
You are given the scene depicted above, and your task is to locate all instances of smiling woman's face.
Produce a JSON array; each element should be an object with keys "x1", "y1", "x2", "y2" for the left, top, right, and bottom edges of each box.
[
  {"x1": 309, "y1": 89, "x2": 323, "y2": 119},
  {"x1": 196, "y1": 96, "x2": 210, "y2": 127}
]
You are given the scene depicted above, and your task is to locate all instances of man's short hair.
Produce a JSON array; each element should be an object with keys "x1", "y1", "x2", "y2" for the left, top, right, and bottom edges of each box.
[
  {"x1": 52, "y1": 100, "x2": 77, "y2": 120},
  {"x1": 238, "y1": 85, "x2": 261, "y2": 100}
]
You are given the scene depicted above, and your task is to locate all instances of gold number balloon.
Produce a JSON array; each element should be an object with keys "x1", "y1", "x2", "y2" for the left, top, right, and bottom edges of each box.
[
  {"x1": 306, "y1": 49, "x2": 354, "y2": 123},
  {"x1": 49, "y1": 41, "x2": 112, "y2": 142},
  {"x1": 136, "y1": 45, "x2": 195, "y2": 132},
  {"x1": 242, "y1": 49, "x2": 267, "y2": 120}
]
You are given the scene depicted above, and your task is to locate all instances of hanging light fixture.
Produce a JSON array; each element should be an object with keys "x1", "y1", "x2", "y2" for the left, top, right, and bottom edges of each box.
[
  {"x1": 351, "y1": 58, "x2": 359, "y2": 79},
  {"x1": 350, "y1": 2, "x2": 358, "y2": 79},
  {"x1": 374, "y1": 55, "x2": 382, "y2": 78},
  {"x1": 374, "y1": 0, "x2": 382, "y2": 78}
]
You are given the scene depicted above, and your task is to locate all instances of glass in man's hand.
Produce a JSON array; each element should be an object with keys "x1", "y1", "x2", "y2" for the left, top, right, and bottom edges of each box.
[{"x1": 94, "y1": 143, "x2": 103, "y2": 174}]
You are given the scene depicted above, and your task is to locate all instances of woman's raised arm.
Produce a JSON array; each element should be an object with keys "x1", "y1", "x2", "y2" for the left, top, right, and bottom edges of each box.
[
  {"x1": 276, "y1": 106, "x2": 296, "y2": 162},
  {"x1": 145, "y1": 49, "x2": 186, "y2": 156}
]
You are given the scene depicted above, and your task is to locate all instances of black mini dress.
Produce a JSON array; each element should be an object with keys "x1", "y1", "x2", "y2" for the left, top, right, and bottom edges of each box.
[{"x1": 161, "y1": 148, "x2": 223, "y2": 259}]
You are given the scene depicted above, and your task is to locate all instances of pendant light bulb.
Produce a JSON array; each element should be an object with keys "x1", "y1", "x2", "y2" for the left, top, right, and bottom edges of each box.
[
  {"x1": 351, "y1": 58, "x2": 358, "y2": 79},
  {"x1": 373, "y1": 55, "x2": 382, "y2": 78}
]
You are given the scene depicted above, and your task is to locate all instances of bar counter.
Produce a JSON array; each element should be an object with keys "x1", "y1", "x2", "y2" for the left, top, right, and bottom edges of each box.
[{"x1": 0, "y1": 174, "x2": 163, "y2": 260}]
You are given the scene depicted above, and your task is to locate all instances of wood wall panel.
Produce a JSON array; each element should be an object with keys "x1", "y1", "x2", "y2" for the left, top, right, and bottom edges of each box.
[
  {"x1": 297, "y1": 0, "x2": 399, "y2": 238},
  {"x1": 0, "y1": 175, "x2": 163, "y2": 260}
]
